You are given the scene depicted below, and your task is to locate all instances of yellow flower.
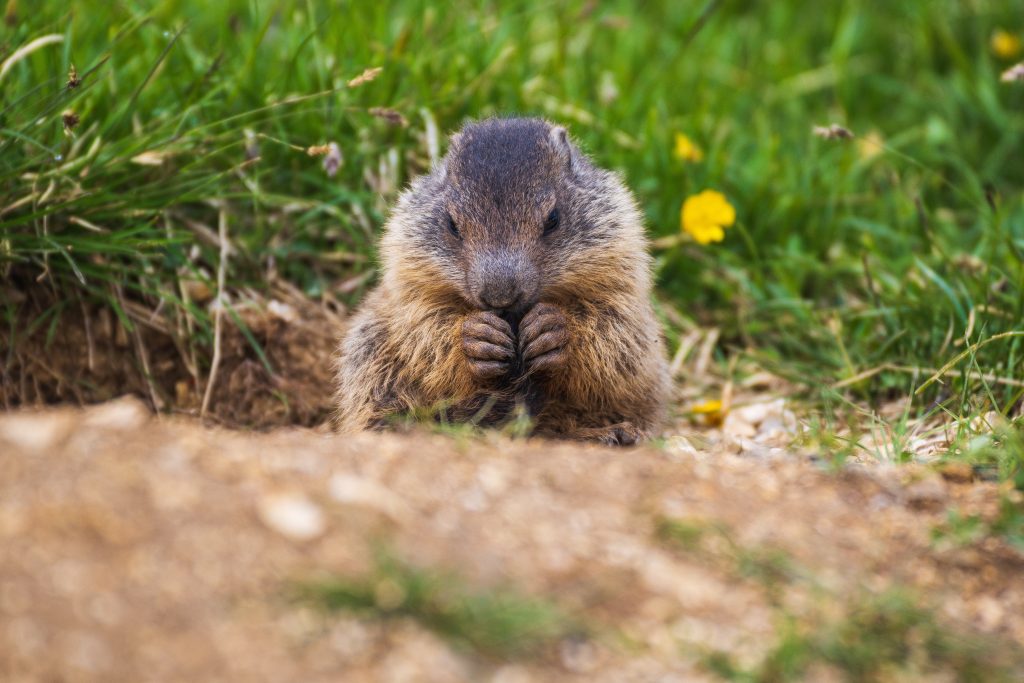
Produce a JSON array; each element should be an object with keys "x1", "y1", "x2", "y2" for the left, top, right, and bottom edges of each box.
[
  {"x1": 992, "y1": 30, "x2": 1022, "y2": 60},
  {"x1": 673, "y1": 132, "x2": 704, "y2": 162},
  {"x1": 690, "y1": 399, "x2": 724, "y2": 427},
  {"x1": 857, "y1": 130, "x2": 884, "y2": 161},
  {"x1": 681, "y1": 190, "x2": 736, "y2": 245}
]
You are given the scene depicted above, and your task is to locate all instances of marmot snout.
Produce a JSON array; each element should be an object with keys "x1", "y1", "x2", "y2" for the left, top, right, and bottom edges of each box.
[{"x1": 334, "y1": 117, "x2": 670, "y2": 444}]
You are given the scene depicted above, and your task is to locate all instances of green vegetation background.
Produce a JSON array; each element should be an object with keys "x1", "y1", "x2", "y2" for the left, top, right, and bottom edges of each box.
[{"x1": 2, "y1": 0, "x2": 1023, "y2": 414}]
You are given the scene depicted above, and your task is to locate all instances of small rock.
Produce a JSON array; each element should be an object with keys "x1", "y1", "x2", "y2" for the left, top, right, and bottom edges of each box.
[
  {"x1": 328, "y1": 619, "x2": 373, "y2": 659},
  {"x1": 721, "y1": 413, "x2": 757, "y2": 439},
  {"x1": 183, "y1": 278, "x2": 213, "y2": 303},
  {"x1": 491, "y1": 665, "x2": 533, "y2": 683},
  {"x1": 756, "y1": 417, "x2": 796, "y2": 446},
  {"x1": 7, "y1": 617, "x2": 45, "y2": 655},
  {"x1": 868, "y1": 493, "x2": 893, "y2": 511},
  {"x1": 732, "y1": 402, "x2": 773, "y2": 426},
  {"x1": 977, "y1": 596, "x2": 1004, "y2": 631},
  {"x1": 476, "y1": 463, "x2": 509, "y2": 495},
  {"x1": 267, "y1": 299, "x2": 298, "y2": 322},
  {"x1": 559, "y1": 636, "x2": 601, "y2": 673},
  {"x1": 948, "y1": 547, "x2": 984, "y2": 569},
  {"x1": 329, "y1": 473, "x2": 412, "y2": 523},
  {"x1": 174, "y1": 380, "x2": 193, "y2": 407},
  {"x1": 741, "y1": 372, "x2": 782, "y2": 389},
  {"x1": 0, "y1": 412, "x2": 73, "y2": 452},
  {"x1": 938, "y1": 461, "x2": 974, "y2": 484},
  {"x1": 459, "y1": 485, "x2": 488, "y2": 511},
  {"x1": 82, "y1": 397, "x2": 149, "y2": 431},
  {"x1": 664, "y1": 435, "x2": 699, "y2": 458},
  {"x1": 903, "y1": 474, "x2": 948, "y2": 510},
  {"x1": 67, "y1": 631, "x2": 113, "y2": 674},
  {"x1": 258, "y1": 494, "x2": 325, "y2": 542},
  {"x1": 970, "y1": 411, "x2": 1005, "y2": 433},
  {"x1": 716, "y1": 436, "x2": 744, "y2": 456}
]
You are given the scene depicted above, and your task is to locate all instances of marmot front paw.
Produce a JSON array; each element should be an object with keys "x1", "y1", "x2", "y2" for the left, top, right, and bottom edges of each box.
[
  {"x1": 599, "y1": 423, "x2": 642, "y2": 446},
  {"x1": 519, "y1": 302, "x2": 569, "y2": 374},
  {"x1": 461, "y1": 311, "x2": 515, "y2": 380}
]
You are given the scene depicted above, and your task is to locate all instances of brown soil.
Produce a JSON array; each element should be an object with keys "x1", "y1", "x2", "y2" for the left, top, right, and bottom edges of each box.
[
  {"x1": 1, "y1": 281, "x2": 343, "y2": 428},
  {"x1": 1, "y1": 399, "x2": 1022, "y2": 682},
  {"x1": 3, "y1": 288, "x2": 1024, "y2": 680}
]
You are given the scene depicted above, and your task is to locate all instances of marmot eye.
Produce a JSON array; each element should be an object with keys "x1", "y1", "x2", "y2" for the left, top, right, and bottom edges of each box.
[
  {"x1": 447, "y1": 214, "x2": 461, "y2": 240},
  {"x1": 543, "y1": 208, "x2": 560, "y2": 236}
]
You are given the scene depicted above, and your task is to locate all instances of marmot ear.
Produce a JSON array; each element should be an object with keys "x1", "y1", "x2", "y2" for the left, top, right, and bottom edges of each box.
[
  {"x1": 549, "y1": 125, "x2": 579, "y2": 175},
  {"x1": 436, "y1": 131, "x2": 462, "y2": 182}
]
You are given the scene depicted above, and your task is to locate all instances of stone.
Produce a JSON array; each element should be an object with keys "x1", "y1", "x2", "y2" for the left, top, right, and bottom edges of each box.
[{"x1": 258, "y1": 494, "x2": 325, "y2": 542}]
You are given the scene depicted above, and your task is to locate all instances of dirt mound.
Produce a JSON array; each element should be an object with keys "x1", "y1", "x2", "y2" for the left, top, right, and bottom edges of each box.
[
  {"x1": 1, "y1": 400, "x2": 1022, "y2": 681},
  {"x1": 0, "y1": 281, "x2": 344, "y2": 428}
]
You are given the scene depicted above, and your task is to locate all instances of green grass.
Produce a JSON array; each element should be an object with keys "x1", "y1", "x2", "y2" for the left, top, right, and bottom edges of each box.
[
  {"x1": 293, "y1": 553, "x2": 572, "y2": 659},
  {"x1": 929, "y1": 417, "x2": 1024, "y2": 550},
  {"x1": 656, "y1": 515, "x2": 804, "y2": 608},
  {"x1": 656, "y1": 517, "x2": 1017, "y2": 681},
  {"x1": 706, "y1": 590, "x2": 1012, "y2": 683},
  {"x1": 2, "y1": 1, "x2": 1023, "y2": 430},
  {"x1": 944, "y1": 418, "x2": 1024, "y2": 483}
]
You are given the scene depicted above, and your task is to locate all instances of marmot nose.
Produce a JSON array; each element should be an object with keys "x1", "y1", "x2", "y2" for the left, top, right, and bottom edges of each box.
[
  {"x1": 471, "y1": 253, "x2": 531, "y2": 312},
  {"x1": 480, "y1": 288, "x2": 520, "y2": 311}
]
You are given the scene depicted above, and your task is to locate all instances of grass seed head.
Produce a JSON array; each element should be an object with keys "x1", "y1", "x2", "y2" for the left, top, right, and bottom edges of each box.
[
  {"x1": 812, "y1": 123, "x2": 854, "y2": 140},
  {"x1": 61, "y1": 110, "x2": 79, "y2": 135},
  {"x1": 307, "y1": 142, "x2": 342, "y2": 177},
  {"x1": 66, "y1": 62, "x2": 80, "y2": 89},
  {"x1": 322, "y1": 142, "x2": 342, "y2": 177},
  {"x1": 243, "y1": 128, "x2": 259, "y2": 161},
  {"x1": 347, "y1": 66, "x2": 382, "y2": 88},
  {"x1": 368, "y1": 106, "x2": 408, "y2": 127}
]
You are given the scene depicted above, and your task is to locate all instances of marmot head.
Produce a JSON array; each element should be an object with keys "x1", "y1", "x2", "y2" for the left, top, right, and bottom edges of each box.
[{"x1": 380, "y1": 117, "x2": 649, "y2": 317}]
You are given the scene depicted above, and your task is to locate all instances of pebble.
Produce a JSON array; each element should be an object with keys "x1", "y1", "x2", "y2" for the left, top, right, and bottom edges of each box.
[
  {"x1": 258, "y1": 494, "x2": 325, "y2": 542},
  {"x1": 183, "y1": 279, "x2": 212, "y2": 303},
  {"x1": 938, "y1": 461, "x2": 974, "y2": 484},
  {"x1": 903, "y1": 475, "x2": 948, "y2": 509},
  {"x1": 977, "y1": 596, "x2": 1005, "y2": 631},
  {"x1": 267, "y1": 299, "x2": 298, "y2": 322},
  {"x1": 721, "y1": 414, "x2": 757, "y2": 439},
  {"x1": 328, "y1": 473, "x2": 412, "y2": 523},
  {"x1": 491, "y1": 665, "x2": 533, "y2": 683},
  {"x1": 476, "y1": 462, "x2": 509, "y2": 495},
  {"x1": 0, "y1": 412, "x2": 73, "y2": 452},
  {"x1": 663, "y1": 435, "x2": 699, "y2": 459},
  {"x1": 559, "y1": 636, "x2": 601, "y2": 673},
  {"x1": 732, "y1": 402, "x2": 773, "y2": 426},
  {"x1": 82, "y1": 397, "x2": 149, "y2": 431}
]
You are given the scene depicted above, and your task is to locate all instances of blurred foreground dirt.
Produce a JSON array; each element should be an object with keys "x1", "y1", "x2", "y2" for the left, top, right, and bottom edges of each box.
[{"x1": 1, "y1": 399, "x2": 1023, "y2": 682}]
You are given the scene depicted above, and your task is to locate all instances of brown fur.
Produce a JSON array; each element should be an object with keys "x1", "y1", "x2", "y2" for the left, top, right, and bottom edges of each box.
[{"x1": 334, "y1": 117, "x2": 669, "y2": 444}]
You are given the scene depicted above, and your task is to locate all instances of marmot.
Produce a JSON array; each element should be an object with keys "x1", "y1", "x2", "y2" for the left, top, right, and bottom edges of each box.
[{"x1": 334, "y1": 117, "x2": 669, "y2": 444}]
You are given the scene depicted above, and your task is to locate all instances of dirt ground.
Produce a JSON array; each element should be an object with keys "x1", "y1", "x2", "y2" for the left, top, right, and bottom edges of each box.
[
  {"x1": 1, "y1": 396, "x2": 1023, "y2": 682},
  {"x1": 0, "y1": 279, "x2": 346, "y2": 428},
  {"x1": 2, "y1": 292, "x2": 1023, "y2": 680}
]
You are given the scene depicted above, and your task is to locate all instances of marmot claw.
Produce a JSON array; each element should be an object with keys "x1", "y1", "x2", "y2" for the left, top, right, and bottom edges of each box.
[
  {"x1": 462, "y1": 310, "x2": 515, "y2": 380},
  {"x1": 519, "y1": 302, "x2": 569, "y2": 374}
]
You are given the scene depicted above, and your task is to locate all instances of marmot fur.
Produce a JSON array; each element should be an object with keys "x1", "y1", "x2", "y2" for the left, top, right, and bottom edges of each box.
[{"x1": 334, "y1": 117, "x2": 669, "y2": 444}]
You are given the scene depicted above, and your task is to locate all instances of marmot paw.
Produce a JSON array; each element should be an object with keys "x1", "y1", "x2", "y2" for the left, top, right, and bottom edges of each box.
[
  {"x1": 598, "y1": 423, "x2": 642, "y2": 447},
  {"x1": 519, "y1": 302, "x2": 569, "y2": 374},
  {"x1": 462, "y1": 311, "x2": 515, "y2": 380}
]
